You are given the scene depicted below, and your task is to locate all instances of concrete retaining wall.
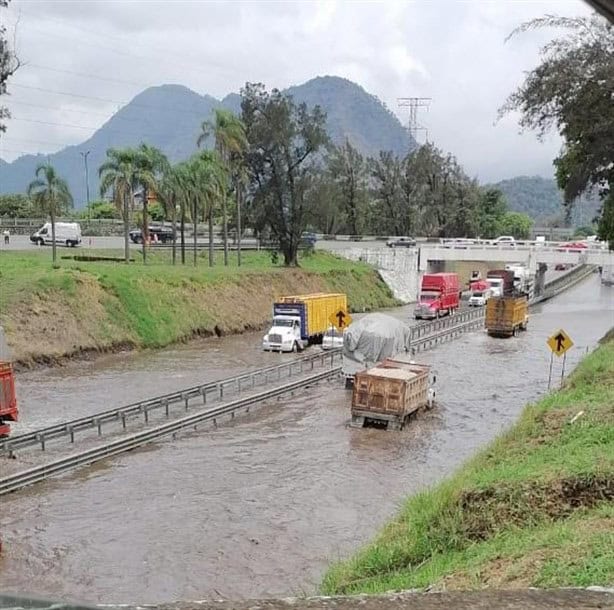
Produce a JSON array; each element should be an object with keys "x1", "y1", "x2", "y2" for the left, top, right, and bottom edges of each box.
[{"x1": 343, "y1": 248, "x2": 420, "y2": 303}]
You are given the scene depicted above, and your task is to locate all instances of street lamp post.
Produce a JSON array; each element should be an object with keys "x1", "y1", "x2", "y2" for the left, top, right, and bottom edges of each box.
[{"x1": 80, "y1": 151, "x2": 91, "y2": 221}]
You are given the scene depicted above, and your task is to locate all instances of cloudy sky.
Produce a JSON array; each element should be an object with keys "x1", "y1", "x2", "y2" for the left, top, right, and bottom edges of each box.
[{"x1": 1, "y1": 0, "x2": 592, "y2": 182}]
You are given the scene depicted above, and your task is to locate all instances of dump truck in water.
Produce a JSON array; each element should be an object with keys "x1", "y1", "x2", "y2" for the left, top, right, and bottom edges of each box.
[{"x1": 351, "y1": 355, "x2": 434, "y2": 430}]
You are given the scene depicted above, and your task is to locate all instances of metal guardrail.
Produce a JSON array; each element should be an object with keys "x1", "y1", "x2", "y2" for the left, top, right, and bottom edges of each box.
[
  {"x1": 0, "y1": 349, "x2": 341, "y2": 455},
  {"x1": 409, "y1": 308, "x2": 484, "y2": 341},
  {"x1": 0, "y1": 367, "x2": 340, "y2": 496},
  {"x1": 534, "y1": 265, "x2": 596, "y2": 304},
  {"x1": 410, "y1": 313, "x2": 485, "y2": 353}
]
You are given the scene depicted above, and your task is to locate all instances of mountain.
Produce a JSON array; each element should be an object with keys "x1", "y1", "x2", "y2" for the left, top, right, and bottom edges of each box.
[
  {"x1": 491, "y1": 175, "x2": 602, "y2": 227},
  {"x1": 0, "y1": 77, "x2": 415, "y2": 206}
]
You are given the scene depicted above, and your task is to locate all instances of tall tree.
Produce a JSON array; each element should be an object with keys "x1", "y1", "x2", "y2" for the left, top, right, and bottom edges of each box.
[
  {"x1": 0, "y1": 0, "x2": 20, "y2": 134},
  {"x1": 369, "y1": 151, "x2": 404, "y2": 235},
  {"x1": 198, "y1": 109, "x2": 247, "y2": 265},
  {"x1": 328, "y1": 140, "x2": 367, "y2": 235},
  {"x1": 476, "y1": 188, "x2": 507, "y2": 238},
  {"x1": 134, "y1": 144, "x2": 169, "y2": 264},
  {"x1": 241, "y1": 82, "x2": 329, "y2": 266},
  {"x1": 99, "y1": 148, "x2": 139, "y2": 264},
  {"x1": 26, "y1": 164, "x2": 73, "y2": 264},
  {"x1": 501, "y1": 14, "x2": 614, "y2": 247}
]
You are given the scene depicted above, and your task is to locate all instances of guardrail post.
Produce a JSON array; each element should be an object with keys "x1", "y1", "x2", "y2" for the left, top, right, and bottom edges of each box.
[
  {"x1": 68, "y1": 426, "x2": 74, "y2": 443},
  {"x1": 143, "y1": 407, "x2": 149, "y2": 424},
  {"x1": 121, "y1": 413, "x2": 127, "y2": 429},
  {"x1": 202, "y1": 388, "x2": 207, "y2": 404},
  {"x1": 183, "y1": 393, "x2": 189, "y2": 410},
  {"x1": 219, "y1": 383, "x2": 224, "y2": 399},
  {"x1": 37, "y1": 433, "x2": 45, "y2": 451},
  {"x1": 163, "y1": 400, "x2": 170, "y2": 417},
  {"x1": 94, "y1": 418, "x2": 102, "y2": 435}
]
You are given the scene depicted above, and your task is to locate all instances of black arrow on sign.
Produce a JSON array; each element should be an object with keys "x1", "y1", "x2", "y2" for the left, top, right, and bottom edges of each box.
[
  {"x1": 336, "y1": 310, "x2": 346, "y2": 328},
  {"x1": 554, "y1": 332, "x2": 566, "y2": 352}
]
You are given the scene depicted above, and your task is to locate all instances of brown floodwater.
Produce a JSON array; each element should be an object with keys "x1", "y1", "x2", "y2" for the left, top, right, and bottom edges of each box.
[{"x1": 0, "y1": 274, "x2": 612, "y2": 604}]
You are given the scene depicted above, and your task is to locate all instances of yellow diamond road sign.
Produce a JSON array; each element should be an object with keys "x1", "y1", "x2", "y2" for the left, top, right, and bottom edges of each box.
[
  {"x1": 547, "y1": 329, "x2": 574, "y2": 357},
  {"x1": 329, "y1": 308, "x2": 352, "y2": 331}
]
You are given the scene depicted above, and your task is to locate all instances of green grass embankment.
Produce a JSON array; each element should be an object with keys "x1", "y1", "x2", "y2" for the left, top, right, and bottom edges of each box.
[
  {"x1": 322, "y1": 333, "x2": 614, "y2": 593},
  {"x1": 0, "y1": 249, "x2": 397, "y2": 366}
]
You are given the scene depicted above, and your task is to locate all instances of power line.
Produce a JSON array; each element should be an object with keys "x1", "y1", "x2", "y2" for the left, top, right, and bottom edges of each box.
[
  {"x1": 6, "y1": 6, "x2": 231, "y2": 75},
  {"x1": 23, "y1": 63, "x2": 155, "y2": 89},
  {"x1": 5, "y1": 98, "x2": 172, "y2": 127},
  {"x1": 10, "y1": 83, "x2": 215, "y2": 118}
]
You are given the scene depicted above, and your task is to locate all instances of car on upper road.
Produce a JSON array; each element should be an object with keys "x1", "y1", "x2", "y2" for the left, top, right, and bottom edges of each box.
[
  {"x1": 557, "y1": 241, "x2": 588, "y2": 252},
  {"x1": 442, "y1": 238, "x2": 475, "y2": 249},
  {"x1": 129, "y1": 226, "x2": 175, "y2": 244},
  {"x1": 386, "y1": 236, "x2": 416, "y2": 248},
  {"x1": 492, "y1": 235, "x2": 516, "y2": 246},
  {"x1": 301, "y1": 232, "x2": 317, "y2": 247}
]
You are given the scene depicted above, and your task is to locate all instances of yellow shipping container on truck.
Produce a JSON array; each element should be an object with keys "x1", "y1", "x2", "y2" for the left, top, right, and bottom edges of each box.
[
  {"x1": 276, "y1": 293, "x2": 347, "y2": 337},
  {"x1": 486, "y1": 296, "x2": 529, "y2": 337}
]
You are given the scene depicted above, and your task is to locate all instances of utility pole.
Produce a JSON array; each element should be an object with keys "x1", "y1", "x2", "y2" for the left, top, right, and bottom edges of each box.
[
  {"x1": 80, "y1": 151, "x2": 91, "y2": 220},
  {"x1": 398, "y1": 97, "x2": 431, "y2": 146}
]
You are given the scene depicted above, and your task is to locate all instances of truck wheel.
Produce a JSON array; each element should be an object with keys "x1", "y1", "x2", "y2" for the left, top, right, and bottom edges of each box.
[
  {"x1": 37, "y1": 238, "x2": 44, "y2": 246},
  {"x1": 292, "y1": 342, "x2": 298, "y2": 353}
]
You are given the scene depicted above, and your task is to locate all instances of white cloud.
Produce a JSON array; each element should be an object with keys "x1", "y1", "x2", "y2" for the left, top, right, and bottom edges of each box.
[{"x1": 1, "y1": 0, "x2": 593, "y2": 182}]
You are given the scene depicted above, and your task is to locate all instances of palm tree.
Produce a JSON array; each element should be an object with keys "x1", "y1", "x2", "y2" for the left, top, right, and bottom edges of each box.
[
  {"x1": 99, "y1": 148, "x2": 139, "y2": 264},
  {"x1": 134, "y1": 144, "x2": 169, "y2": 264},
  {"x1": 157, "y1": 163, "x2": 186, "y2": 266},
  {"x1": 27, "y1": 164, "x2": 73, "y2": 264},
  {"x1": 184, "y1": 152, "x2": 227, "y2": 267},
  {"x1": 197, "y1": 109, "x2": 247, "y2": 265}
]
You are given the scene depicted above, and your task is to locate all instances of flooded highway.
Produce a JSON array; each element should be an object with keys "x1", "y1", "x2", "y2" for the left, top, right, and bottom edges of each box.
[{"x1": 0, "y1": 274, "x2": 612, "y2": 604}]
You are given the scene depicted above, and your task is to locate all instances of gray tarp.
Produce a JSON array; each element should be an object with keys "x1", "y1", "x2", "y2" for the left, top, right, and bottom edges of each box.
[{"x1": 342, "y1": 313, "x2": 411, "y2": 374}]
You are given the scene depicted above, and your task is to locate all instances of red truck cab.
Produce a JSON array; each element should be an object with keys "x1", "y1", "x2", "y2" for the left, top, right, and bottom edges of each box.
[{"x1": 414, "y1": 273, "x2": 461, "y2": 320}]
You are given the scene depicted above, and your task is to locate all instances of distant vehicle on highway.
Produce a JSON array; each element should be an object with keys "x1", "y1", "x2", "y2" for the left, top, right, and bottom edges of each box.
[
  {"x1": 30, "y1": 222, "x2": 81, "y2": 247},
  {"x1": 442, "y1": 238, "x2": 475, "y2": 249},
  {"x1": 129, "y1": 226, "x2": 174, "y2": 244},
  {"x1": 322, "y1": 325, "x2": 344, "y2": 350},
  {"x1": 468, "y1": 288, "x2": 493, "y2": 307},
  {"x1": 386, "y1": 236, "x2": 416, "y2": 248},
  {"x1": 301, "y1": 232, "x2": 317, "y2": 247},
  {"x1": 557, "y1": 241, "x2": 588, "y2": 252},
  {"x1": 492, "y1": 235, "x2": 516, "y2": 246}
]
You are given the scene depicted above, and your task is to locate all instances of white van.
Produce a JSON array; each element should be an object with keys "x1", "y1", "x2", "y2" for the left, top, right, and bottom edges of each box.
[{"x1": 30, "y1": 222, "x2": 82, "y2": 247}]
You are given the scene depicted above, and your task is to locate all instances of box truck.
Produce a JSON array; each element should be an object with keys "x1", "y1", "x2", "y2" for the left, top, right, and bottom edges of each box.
[
  {"x1": 262, "y1": 293, "x2": 347, "y2": 352},
  {"x1": 414, "y1": 273, "x2": 460, "y2": 319}
]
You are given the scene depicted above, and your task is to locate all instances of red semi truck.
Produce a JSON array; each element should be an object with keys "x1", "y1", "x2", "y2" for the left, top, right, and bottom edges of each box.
[{"x1": 414, "y1": 273, "x2": 461, "y2": 320}]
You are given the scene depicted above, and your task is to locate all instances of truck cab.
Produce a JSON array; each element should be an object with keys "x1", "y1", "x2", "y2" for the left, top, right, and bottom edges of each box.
[
  {"x1": 486, "y1": 277, "x2": 504, "y2": 298},
  {"x1": 414, "y1": 273, "x2": 460, "y2": 320},
  {"x1": 262, "y1": 316, "x2": 305, "y2": 352}
]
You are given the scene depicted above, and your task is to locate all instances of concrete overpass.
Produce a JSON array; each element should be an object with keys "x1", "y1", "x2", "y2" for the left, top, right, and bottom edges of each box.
[{"x1": 418, "y1": 243, "x2": 613, "y2": 273}]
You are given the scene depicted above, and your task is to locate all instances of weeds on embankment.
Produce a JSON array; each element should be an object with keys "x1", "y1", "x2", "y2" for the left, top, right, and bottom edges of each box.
[
  {"x1": 322, "y1": 333, "x2": 614, "y2": 593},
  {"x1": 0, "y1": 250, "x2": 398, "y2": 366}
]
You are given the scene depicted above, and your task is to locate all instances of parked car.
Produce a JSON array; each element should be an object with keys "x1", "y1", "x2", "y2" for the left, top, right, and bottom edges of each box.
[
  {"x1": 386, "y1": 236, "x2": 416, "y2": 248},
  {"x1": 322, "y1": 325, "x2": 344, "y2": 350},
  {"x1": 129, "y1": 226, "x2": 174, "y2": 244},
  {"x1": 30, "y1": 222, "x2": 81, "y2": 247},
  {"x1": 555, "y1": 263, "x2": 573, "y2": 271}
]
